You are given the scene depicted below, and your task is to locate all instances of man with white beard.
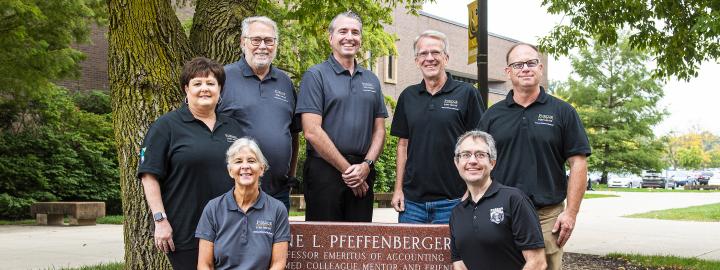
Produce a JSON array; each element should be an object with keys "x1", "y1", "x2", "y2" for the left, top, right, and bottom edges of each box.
[{"x1": 218, "y1": 16, "x2": 300, "y2": 210}]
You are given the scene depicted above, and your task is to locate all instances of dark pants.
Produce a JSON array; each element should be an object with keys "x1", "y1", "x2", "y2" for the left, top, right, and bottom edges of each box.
[
  {"x1": 166, "y1": 248, "x2": 198, "y2": 270},
  {"x1": 272, "y1": 189, "x2": 291, "y2": 211},
  {"x1": 303, "y1": 155, "x2": 375, "y2": 222}
]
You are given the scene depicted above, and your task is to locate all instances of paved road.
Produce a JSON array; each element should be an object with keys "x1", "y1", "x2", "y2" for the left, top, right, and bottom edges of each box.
[{"x1": 2, "y1": 191, "x2": 719, "y2": 269}]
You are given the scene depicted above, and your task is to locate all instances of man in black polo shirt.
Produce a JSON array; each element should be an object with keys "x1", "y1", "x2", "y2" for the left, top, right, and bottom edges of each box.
[
  {"x1": 478, "y1": 43, "x2": 591, "y2": 270},
  {"x1": 296, "y1": 11, "x2": 387, "y2": 222},
  {"x1": 450, "y1": 130, "x2": 546, "y2": 270},
  {"x1": 218, "y1": 16, "x2": 300, "y2": 210},
  {"x1": 390, "y1": 30, "x2": 483, "y2": 224}
]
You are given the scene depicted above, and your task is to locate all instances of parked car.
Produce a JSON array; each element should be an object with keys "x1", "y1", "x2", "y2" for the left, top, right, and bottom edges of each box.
[
  {"x1": 608, "y1": 176, "x2": 642, "y2": 188},
  {"x1": 641, "y1": 170, "x2": 674, "y2": 189},
  {"x1": 698, "y1": 171, "x2": 714, "y2": 185},
  {"x1": 708, "y1": 174, "x2": 720, "y2": 186}
]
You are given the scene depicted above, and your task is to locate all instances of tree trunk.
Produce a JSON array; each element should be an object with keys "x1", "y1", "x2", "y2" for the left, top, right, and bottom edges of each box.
[
  {"x1": 108, "y1": 0, "x2": 193, "y2": 269},
  {"x1": 191, "y1": 0, "x2": 258, "y2": 64}
]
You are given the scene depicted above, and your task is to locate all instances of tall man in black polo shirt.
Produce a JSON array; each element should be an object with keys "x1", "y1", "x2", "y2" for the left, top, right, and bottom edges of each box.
[
  {"x1": 390, "y1": 30, "x2": 483, "y2": 224},
  {"x1": 450, "y1": 130, "x2": 546, "y2": 270},
  {"x1": 478, "y1": 43, "x2": 591, "y2": 270},
  {"x1": 296, "y1": 11, "x2": 387, "y2": 222},
  {"x1": 218, "y1": 16, "x2": 301, "y2": 210}
]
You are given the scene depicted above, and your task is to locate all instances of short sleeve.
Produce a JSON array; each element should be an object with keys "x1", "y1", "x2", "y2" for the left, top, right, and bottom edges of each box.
[
  {"x1": 195, "y1": 200, "x2": 218, "y2": 242},
  {"x1": 463, "y1": 86, "x2": 484, "y2": 131},
  {"x1": 137, "y1": 118, "x2": 171, "y2": 181},
  {"x1": 510, "y1": 191, "x2": 545, "y2": 250},
  {"x1": 390, "y1": 92, "x2": 409, "y2": 138},
  {"x1": 374, "y1": 82, "x2": 388, "y2": 118},
  {"x1": 296, "y1": 70, "x2": 325, "y2": 116},
  {"x1": 562, "y1": 105, "x2": 591, "y2": 158},
  {"x1": 273, "y1": 204, "x2": 290, "y2": 243},
  {"x1": 477, "y1": 106, "x2": 493, "y2": 132},
  {"x1": 449, "y1": 213, "x2": 461, "y2": 262}
]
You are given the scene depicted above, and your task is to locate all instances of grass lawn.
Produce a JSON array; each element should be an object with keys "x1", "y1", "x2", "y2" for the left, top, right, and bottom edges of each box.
[
  {"x1": 583, "y1": 193, "x2": 619, "y2": 199},
  {"x1": 609, "y1": 253, "x2": 720, "y2": 269},
  {"x1": 624, "y1": 203, "x2": 720, "y2": 222},
  {"x1": 592, "y1": 184, "x2": 720, "y2": 193}
]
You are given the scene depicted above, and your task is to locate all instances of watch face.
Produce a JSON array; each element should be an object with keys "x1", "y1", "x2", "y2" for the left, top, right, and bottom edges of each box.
[{"x1": 153, "y1": 212, "x2": 164, "y2": 221}]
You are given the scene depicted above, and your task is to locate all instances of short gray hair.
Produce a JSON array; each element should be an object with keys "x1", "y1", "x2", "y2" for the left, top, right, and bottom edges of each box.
[
  {"x1": 454, "y1": 130, "x2": 497, "y2": 161},
  {"x1": 226, "y1": 137, "x2": 269, "y2": 172},
  {"x1": 241, "y1": 16, "x2": 279, "y2": 42},
  {"x1": 413, "y1": 30, "x2": 449, "y2": 55},
  {"x1": 328, "y1": 11, "x2": 362, "y2": 34}
]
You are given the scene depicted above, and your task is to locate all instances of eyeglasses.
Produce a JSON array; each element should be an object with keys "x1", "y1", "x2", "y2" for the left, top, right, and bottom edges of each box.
[
  {"x1": 245, "y1": 36, "x2": 276, "y2": 46},
  {"x1": 507, "y1": 59, "x2": 540, "y2": 70},
  {"x1": 416, "y1": 50, "x2": 443, "y2": 59},
  {"x1": 455, "y1": 151, "x2": 490, "y2": 161}
]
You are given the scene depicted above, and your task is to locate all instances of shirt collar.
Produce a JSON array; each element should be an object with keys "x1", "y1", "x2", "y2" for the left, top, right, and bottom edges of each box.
[
  {"x1": 239, "y1": 58, "x2": 277, "y2": 81},
  {"x1": 222, "y1": 187, "x2": 267, "y2": 212},
  {"x1": 505, "y1": 86, "x2": 549, "y2": 107},
  {"x1": 461, "y1": 180, "x2": 501, "y2": 207},
  {"x1": 179, "y1": 104, "x2": 227, "y2": 125},
  {"x1": 327, "y1": 54, "x2": 364, "y2": 75},
  {"x1": 417, "y1": 72, "x2": 458, "y2": 94}
]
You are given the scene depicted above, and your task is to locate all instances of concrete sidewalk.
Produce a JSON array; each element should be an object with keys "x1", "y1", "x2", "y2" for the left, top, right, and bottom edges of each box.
[{"x1": 2, "y1": 191, "x2": 719, "y2": 269}]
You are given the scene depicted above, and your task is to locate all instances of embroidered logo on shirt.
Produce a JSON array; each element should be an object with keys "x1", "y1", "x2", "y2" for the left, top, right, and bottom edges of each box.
[
  {"x1": 489, "y1": 207, "x2": 504, "y2": 224},
  {"x1": 253, "y1": 219, "x2": 274, "y2": 235},
  {"x1": 225, "y1": 134, "x2": 239, "y2": 143},
  {"x1": 535, "y1": 113, "x2": 555, "y2": 126},
  {"x1": 361, "y1": 82, "x2": 376, "y2": 93},
  {"x1": 273, "y1": 89, "x2": 289, "y2": 103},
  {"x1": 441, "y1": 99, "x2": 460, "y2": 111}
]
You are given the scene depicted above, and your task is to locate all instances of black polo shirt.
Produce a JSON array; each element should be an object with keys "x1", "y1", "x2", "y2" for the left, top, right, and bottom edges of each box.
[
  {"x1": 450, "y1": 181, "x2": 544, "y2": 270},
  {"x1": 218, "y1": 58, "x2": 301, "y2": 195},
  {"x1": 137, "y1": 105, "x2": 243, "y2": 251},
  {"x1": 296, "y1": 55, "x2": 388, "y2": 156},
  {"x1": 390, "y1": 73, "x2": 484, "y2": 202},
  {"x1": 478, "y1": 87, "x2": 591, "y2": 207}
]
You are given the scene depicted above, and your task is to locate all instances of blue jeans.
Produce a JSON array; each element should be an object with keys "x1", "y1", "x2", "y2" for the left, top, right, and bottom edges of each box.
[{"x1": 398, "y1": 198, "x2": 461, "y2": 224}]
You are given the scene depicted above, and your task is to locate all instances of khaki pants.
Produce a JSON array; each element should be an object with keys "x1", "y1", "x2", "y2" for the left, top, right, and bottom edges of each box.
[{"x1": 537, "y1": 202, "x2": 564, "y2": 270}]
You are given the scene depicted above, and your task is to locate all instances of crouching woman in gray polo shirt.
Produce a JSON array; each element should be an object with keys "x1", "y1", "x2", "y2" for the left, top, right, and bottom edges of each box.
[{"x1": 196, "y1": 138, "x2": 290, "y2": 270}]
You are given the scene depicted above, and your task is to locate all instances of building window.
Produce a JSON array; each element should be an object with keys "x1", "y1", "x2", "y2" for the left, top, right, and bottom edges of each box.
[
  {"x1": 384, "y1": 55, "x2": 397, "y2": 84},
  {"x1": 454, "y1": 75, "x2": 478, "y2": 85}
]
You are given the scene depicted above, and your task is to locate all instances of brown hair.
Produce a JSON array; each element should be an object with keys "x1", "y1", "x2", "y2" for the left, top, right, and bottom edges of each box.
[{"x1": 180, "y1": 57, "x2": 226, "y2": 92}]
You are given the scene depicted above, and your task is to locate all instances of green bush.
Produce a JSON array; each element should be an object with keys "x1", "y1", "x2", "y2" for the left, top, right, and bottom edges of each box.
[{"x1": 0, "y1": 88, "x2": 119, "y2": 219}]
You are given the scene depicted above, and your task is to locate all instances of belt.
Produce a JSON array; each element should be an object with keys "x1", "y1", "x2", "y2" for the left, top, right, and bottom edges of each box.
[{"x1": 307, "y1": 150, "x2": 365, "y2": 163}]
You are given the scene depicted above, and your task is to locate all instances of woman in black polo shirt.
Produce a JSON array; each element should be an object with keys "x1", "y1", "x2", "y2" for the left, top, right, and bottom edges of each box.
[{"x1": 138, "y1": 57, "x2": 244, "y2": 270}]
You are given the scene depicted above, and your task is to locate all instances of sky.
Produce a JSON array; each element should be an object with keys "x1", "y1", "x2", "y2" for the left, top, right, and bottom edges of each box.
[{"x1": 422, "y1": 0, "x2": 720, "y2": 136}]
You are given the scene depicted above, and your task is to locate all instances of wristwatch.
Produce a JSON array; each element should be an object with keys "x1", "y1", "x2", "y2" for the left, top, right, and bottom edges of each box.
[
  {"x1": 363, "y1": 159, "x2": 374, "y2": 166},
  {"x1": 153, "y1": 212, "x2": 167, "y2": 222}
]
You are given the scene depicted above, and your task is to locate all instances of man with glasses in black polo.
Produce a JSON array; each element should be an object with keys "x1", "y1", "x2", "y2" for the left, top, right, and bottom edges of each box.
[
  {"x1": 450, "y1": 130, "x2": 546, "y2": 270},
  {"x1": 478, "y1": 43, "x2": 591, "y2": 270},
  {"x1": 218, "y1": 16, "x2": 300, "y2": 210},
  {"x1": 390, "y1": 30, "x2": 483, "y2": 224}
]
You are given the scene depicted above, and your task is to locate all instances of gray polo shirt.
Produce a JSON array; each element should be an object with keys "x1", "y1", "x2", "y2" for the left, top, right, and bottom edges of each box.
[
  {"x1": 218, "y1": 58, "x2": 301, "y2": 195},
  {"x1": 195, "y1": 188, "x2": 290, "y2": 270},
  {"x1": 296, "y1": 55, "x2": 388, "y2": 156}
]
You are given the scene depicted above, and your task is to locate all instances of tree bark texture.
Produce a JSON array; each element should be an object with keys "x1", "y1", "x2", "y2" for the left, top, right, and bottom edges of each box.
[
  {"x1": 108, "y1": 0, "x2": 193, "y2": 269},
  {"x1": 191, "y1": 0, "x2": 258, "y2": 64}
]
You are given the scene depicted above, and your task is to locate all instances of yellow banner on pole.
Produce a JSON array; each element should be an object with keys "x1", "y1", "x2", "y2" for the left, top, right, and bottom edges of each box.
[{"x1": 467, "y1": 0, "x2": 478, "y2": 64}]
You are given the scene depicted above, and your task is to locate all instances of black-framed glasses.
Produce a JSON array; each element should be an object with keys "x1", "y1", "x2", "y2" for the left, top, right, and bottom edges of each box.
[
  {"x1": 245, "y1": 36, "x2": 276, "y2": 46},
  {"x1": 455, "y1": 151, "x2": 490, "y2": 161},
  {"x1": 507, "y1": 59, "x2": 540, "y2": 70},
  {"x1": 416, "y1": 50, "x2": 443, "y2": 59}
]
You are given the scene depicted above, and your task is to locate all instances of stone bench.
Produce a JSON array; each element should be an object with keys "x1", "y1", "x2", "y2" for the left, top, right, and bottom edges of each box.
[
  {"x1": 30, "y1": 202, "x2": 106, "y2": 226},
  {"x1": 290, "y1": 193, "x2": 395, "y2": 212}
]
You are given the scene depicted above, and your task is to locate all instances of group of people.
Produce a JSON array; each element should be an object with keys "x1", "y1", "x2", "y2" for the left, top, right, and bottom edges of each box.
[{"x1": 137, "y1": 10, "x2": 590, "y2": 270}]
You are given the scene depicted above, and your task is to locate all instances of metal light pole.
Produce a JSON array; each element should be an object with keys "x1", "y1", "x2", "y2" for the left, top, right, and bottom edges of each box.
[{"x1": 477, "y1": 0, "x2": 488, "y2": 110}]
